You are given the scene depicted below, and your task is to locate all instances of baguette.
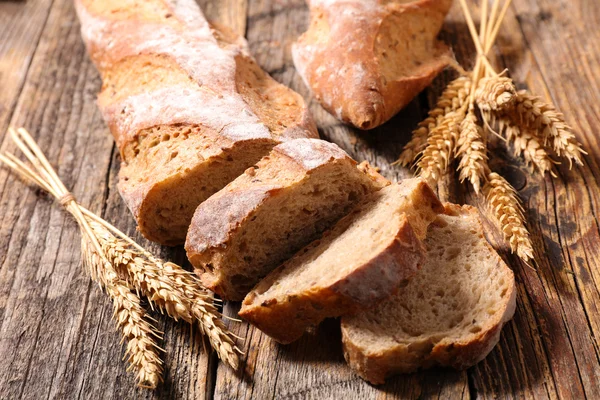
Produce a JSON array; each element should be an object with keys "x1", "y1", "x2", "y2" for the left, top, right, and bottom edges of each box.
[
  {"x1": 185, "y1": 138, "x2": 389, "y2": 301},
  {"x1": 75, "y1": 0, "x2": 317, "y2": 244},
  {"x1": 239, "y1": 179, "x2": 444, "y2": 344},
  {"x1": 341, "y1": 204, "x2": 516, "y2": 384},
  {"x1": 292, "y1": 0, "x2": 453, "y2": 130}
]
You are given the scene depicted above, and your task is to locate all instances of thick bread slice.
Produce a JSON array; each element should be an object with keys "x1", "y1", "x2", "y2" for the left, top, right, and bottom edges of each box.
[
  {"x1": 341, "y1": 204, "x2": 517, "y2": 384},
  {"x1": 75, "y1": 0, "x2": 317, "y2": 245},
  {"x1": 185, "y1": 138, "x2": 389, "y2": 301},
  {"x1": 239, "y1": 179, "x2": 444, "y2": 344},
  {"x1": 293, "y1": 0, "x2": 453, "y2": 130}
]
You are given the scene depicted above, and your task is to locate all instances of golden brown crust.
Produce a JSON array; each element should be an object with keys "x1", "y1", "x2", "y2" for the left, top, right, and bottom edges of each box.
[
  {"x1": 293, "y1": 0, "x2": 453, "y2": 130},
  {"x1": 185, "y1": 140, "x2": 356, "y2": 254}
]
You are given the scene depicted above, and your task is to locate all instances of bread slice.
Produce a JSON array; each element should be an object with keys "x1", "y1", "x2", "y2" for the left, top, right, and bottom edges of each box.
[
  {"x1": 239, "y1": 179, "x2": 444, "y2": 344},
  {"x1": 341, "y1": 204, "x2": 517, "y2": 384},
  {"x1": 75, "y1": 0, "x2": 317, "y2": 244},
  {"x1": 292, "y1": 0, "x2": 452, "y2": 129},
  {"x1": 185, "y1": 138, "x2": 389, "y2": 301}
]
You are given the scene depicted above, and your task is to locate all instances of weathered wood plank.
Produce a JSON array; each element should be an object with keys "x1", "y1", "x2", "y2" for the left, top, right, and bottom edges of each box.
[
  {"x1": 1, "y1": 0, "x2": 600, "y2": 398},
  {"x1": 456, "y1": 0, "x2": 600, "y2": 398},
  {"x1": 0, "y1": 0, "x2": 54, "y2": 136}
]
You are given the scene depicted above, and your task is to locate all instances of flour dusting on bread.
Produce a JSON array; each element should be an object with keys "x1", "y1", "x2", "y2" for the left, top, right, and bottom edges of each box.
[{"x1": 293, "y1": 0, "x2": 453, "y2": 129}]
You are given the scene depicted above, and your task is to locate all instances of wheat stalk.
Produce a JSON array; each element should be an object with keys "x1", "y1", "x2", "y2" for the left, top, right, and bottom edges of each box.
[
  {"x1": 0, "y1": 128, "x2": 165, "y2": 388},
  {"x1": 491, "y1": 115, "x2": 556, "y2": 175},
  {"x1": 399, "y1": 0, "x2": 590, "y2": 263},
  {"x1": 475, "y1": 75, "x2": 517, "y2": 111},
  {"x1": 483, "y1": 172, "x2": 534, "y2": 262},
  {"x1": 0, "y1": 127, "x2": 240, "y2": 388},
  {"x1": 511, "y1": 91, "x2": 586, "y2": 167},
  {"x1": 456, "y1": 108, "x2": 488, "y2": 193},
  {"x1": 397, "y1": 76, "x2": 471, "y2": 167},
  {"x1": 89, "y1": 220, "x2": 241, "y2": 369}
]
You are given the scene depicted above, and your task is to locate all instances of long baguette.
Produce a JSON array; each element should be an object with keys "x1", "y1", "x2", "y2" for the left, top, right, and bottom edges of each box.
[{"x1": 75, "y1": 0, "x2": 317, "y2": 245}]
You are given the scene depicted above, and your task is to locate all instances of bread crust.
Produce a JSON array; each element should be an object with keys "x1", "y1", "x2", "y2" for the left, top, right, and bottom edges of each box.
[
  {"x1": 75, "y1": 0, "x2": 317, "y2": 244},
  {"x1": 293, "y1": 0, "x2": 453, "y2": 130},
  {"x1": 340, "y1": 204, "x2": 517, "y2": 384}
]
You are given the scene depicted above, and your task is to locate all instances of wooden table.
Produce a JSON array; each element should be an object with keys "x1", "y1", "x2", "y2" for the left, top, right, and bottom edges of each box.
[{"x1": 1, "y1": 0, "x2": 599, "y2": 398}]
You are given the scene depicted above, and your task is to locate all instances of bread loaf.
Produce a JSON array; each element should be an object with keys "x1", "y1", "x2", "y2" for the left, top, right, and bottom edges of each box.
[
  {"x1": 239, "y1": 179, "x2": 444, "y2": 344},
  {"x1": 185, "y1": 138, "x2": 389, "y2": 301},
  {"x1": 293, "y1": 0, "x2": 453, "y2": 130},
  {"x1": 341, "y1": 204, "x2": 516, "y2": 384},
  {"x1": 75, "y1": 0, "x2": 318, "y2": 244}
]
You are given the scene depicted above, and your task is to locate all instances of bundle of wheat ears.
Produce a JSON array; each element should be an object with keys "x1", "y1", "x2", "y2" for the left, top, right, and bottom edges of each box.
[
  {"x1": 0, "y1": 128, "x2": 242, "y2": 389},
  {"x1": 397, "y1": 0, "x2": 586, "y2": 263}
]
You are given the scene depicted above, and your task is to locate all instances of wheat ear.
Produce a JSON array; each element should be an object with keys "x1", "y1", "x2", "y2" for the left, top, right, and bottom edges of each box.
[
  {"x1": 483, "y1": 172, "x2": 534, "y2": 262},
  {"x1": 475, "y1": 75, "x2": 517, "y2": 111},
  {"x1": 456, "y1": 108, "x2": 488, "y2": 193},
  {"x1": 417, "y1": 105, "x2": 467, "y2": 185},
  {"x1": 491, "y1": 115, "x2": 556, "y2": 175},
  {"x1": 511, "y1": 90, "x2": 586, "y2": 166},
  {"x1": 82, "y1": 237, "x2": 163, "y2": 388},
  {"x1": 87, "y1": 219, "x2": 241, "y2": 369},
  {"x1": 397, "y1": 76, "x2": 471, "y2": 166}
]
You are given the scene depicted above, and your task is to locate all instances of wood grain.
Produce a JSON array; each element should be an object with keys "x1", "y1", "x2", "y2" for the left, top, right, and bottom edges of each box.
[
  {"x1": 0, "y1": 0, "x2": 599, "y2": 399},
  {"x1": 0, "y1": 0, "x2": 54, "y2": 141}
]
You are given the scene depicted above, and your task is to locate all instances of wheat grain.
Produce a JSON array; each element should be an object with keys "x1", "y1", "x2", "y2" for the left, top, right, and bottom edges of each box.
[
  {"x1": 456, "y1": 109, "x2": 488, "y2": 193},
  {"x1": 81, "y1": 236, "x2": 163, "y2": 389},
  {"x1": 149, "y1": 260, "x2": 240, "y2": 369},
  {"x1": 493, "y1": 116, "x2": 555, "y2": 174},
  {"x1": 88, "y1": 220, "x2": 240, "y2": 369},
  {"x1": 475, "y1": 76, "x2": 517, "y2": 111},
  {"x1": 483, "y1": 172, "x2": 534, "y2": 262},
  {"x1": 397, "y1": 76, "x2": 471, "y2": 166},
  {"x1": 512, "y1": 90, "x2": 585, "y2": 166},
  {"x1": 417, "y1": 105, "x2": 467, "y2": 184}
]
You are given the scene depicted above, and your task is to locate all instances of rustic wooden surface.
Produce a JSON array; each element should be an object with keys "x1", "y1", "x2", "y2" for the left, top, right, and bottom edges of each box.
[{"x1": 0, "y1": 0, "x2": 599, "y2": 398}]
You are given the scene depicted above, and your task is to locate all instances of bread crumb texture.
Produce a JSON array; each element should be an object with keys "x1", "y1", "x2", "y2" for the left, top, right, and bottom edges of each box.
[
  {"x1": 186, "y1": 139, "x2": 389, "y2": 300},
  {"x1": 341, "y1": 203, "x2": 516, "y2": 384}
]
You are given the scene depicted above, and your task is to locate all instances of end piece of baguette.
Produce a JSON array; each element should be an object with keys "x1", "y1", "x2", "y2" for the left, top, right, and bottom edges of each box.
[
  {"x1": 293, "y1": 0, "x2": 453, "y2": 130},
  {"x1": 75, "y1": 0, "x2": 317, "y2": 244}
]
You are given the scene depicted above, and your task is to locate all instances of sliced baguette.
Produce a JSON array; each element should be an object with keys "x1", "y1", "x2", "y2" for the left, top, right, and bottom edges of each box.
[
  {"x1": 239, "y1": 179, "x2": 444, "y2": 344},
  {"x1": 341, "y1": 204, "x2": 517, "y2": 384},
  {"x1": 185, "y1": 138, "x2": 389, "y2": 301}
]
